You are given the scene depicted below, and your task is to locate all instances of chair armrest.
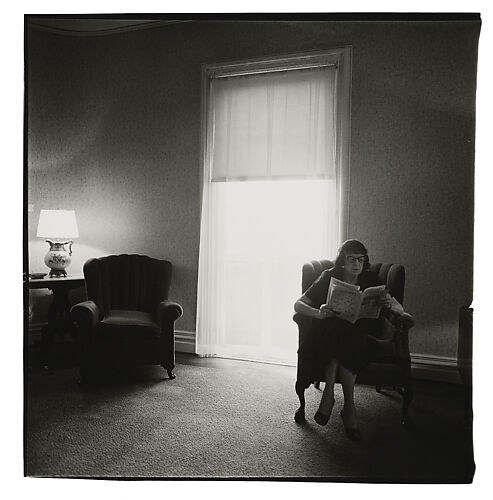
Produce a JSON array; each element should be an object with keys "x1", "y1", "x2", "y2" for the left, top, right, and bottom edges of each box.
[
  {"x1": 387, "y1": 312, "x2": 414, "y2": 359},
  {"x1": 393, "y1": 312, "x2": 415, "y2": 330},
  {"x1": 157, "y1": 300, "x2": 183, "y2": 325},
  {"x1": 293, "y1": 312, "x2": 317, "y2": 351},
  {"x1": 71, "y1": 300, "x2": 101, "y2": 328},
  {"x1": 71, "y1": 301, "x2": 101, "y2": 344},
  {"x1": 293, "y1": 312, "x2": 312, "y2": 328}
]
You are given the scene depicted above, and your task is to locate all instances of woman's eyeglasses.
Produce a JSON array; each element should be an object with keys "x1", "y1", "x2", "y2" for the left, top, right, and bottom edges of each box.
[{"x1": 346, "y1": 255, "x2": 366, "y2": 264}]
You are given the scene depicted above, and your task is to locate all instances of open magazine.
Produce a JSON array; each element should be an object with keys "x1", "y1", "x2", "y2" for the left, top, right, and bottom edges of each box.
[{"x1": 326, "y1": 277, "x2": 387, "y2": 324}]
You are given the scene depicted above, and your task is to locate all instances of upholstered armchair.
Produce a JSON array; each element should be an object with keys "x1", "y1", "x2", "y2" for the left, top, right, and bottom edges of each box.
[
  {"x1": 293, "y1": 260, "x2": 415, "y2": 428},
  {"x1": 71, "y1": 254, "x2": 183, "y2": 383}
]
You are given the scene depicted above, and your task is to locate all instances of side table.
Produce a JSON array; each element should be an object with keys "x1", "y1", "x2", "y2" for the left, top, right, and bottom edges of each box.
[{"x1": 26, "y1": 274, "x2": 85, "y2": 368}]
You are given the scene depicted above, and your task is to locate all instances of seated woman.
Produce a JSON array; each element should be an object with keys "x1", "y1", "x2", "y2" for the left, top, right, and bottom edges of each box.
[{"x1": 293, "y1": 239, "x2": 404, "y2": 440}]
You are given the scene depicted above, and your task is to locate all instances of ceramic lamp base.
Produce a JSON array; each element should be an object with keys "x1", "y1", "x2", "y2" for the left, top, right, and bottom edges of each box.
[
  {"x1": 49, "y1": 268, "x2": 68, "y2": 278},
  {"x1": 44, "y1": 240, "x2": 74, "y2": 278}
]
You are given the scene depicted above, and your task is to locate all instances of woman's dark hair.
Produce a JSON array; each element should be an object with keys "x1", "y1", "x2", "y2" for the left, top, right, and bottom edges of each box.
[{"x1": 334, "y1": 239, "x2": 370, "y2": 272}]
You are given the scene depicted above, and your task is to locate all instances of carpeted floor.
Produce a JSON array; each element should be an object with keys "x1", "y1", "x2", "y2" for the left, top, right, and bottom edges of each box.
[{"x1": 25, "y1": 353, "x2": 474, "y2": 482}]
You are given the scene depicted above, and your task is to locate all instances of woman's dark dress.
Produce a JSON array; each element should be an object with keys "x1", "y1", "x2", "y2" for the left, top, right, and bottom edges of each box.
[{"x1": 298, "y1": 266, "x2": 385, "y2": 374}]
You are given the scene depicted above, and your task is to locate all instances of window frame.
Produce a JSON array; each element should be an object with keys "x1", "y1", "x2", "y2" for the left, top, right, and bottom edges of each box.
[{"x1": 200, "y1": 47, "x2": 352, "y2": 245}]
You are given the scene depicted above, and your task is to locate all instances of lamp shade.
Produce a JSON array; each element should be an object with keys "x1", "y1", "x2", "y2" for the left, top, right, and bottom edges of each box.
[{"x1": 36, "y1": 209, "x2": 79, "y2": 239}]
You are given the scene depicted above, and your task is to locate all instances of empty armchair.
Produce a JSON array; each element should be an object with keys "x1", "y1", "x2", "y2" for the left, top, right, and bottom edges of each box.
[
  {"x1": 71, "y1": 254, "x2": 183, "y2": 383},
  {"x1": 294, "y1": 259, "x2": 415, "y2": 428}
]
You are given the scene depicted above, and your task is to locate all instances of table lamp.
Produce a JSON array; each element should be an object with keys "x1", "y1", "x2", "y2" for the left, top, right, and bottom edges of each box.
[{"x1": 36, "y1": 209, "x2": 79, "y2": 278}]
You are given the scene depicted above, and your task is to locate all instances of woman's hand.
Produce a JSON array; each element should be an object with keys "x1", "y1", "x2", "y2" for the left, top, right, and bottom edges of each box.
[
  {"x1": 318, "y1": 304, "x2": 338, "y2": 319},
  {"x1": 294, "y1": 297, "x2": 336, "y2": 320},
  {"x1": 380, "y1": 293, "x2": 405, "y2": 315},
  {"x1": 380, "y1": 293, "x2": 393, "y2": 310}
]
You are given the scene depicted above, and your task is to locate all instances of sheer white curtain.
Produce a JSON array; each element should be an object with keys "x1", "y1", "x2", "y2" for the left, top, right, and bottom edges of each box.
[{"x1": 196, "y1": 65, "x2": 340, "y2": 364}]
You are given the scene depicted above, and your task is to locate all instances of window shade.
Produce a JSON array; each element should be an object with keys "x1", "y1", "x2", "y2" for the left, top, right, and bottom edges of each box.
[{"x1": 209, "y1": 66, "x2": 338, "y2": 181}]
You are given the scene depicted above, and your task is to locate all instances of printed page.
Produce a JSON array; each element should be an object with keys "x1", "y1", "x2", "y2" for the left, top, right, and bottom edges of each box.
[
  {"x1": 359, "y1": 285, "x2": 387, "y2": 319},
  {"x1": 327, "y1": 277, "x2": 362, "y2": 323},
  {"x1": 326, "y1": 277, "x2": 360, "y2": 301}
]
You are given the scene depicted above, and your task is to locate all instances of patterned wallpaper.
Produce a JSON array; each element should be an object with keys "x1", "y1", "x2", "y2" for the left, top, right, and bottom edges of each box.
[{"x1": 26, "y1": 20, "x2": 480, "y2": 357}]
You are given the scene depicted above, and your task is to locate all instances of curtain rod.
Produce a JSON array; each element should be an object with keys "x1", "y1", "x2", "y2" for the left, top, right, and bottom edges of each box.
[{"x1": 211, "y1": 63, "x2": 338, "y2": 79}]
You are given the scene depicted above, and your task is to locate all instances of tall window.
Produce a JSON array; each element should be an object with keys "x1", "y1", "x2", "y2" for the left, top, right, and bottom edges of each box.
[{"x1": 196, "y1": 50, "x2": 351, "y2": 365}]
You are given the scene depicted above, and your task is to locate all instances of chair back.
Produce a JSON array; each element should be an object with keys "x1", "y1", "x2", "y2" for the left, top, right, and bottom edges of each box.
[
  {"x1": 84, "y1": 254, "x2": 172, "y2": 315},
  {"x1": 302, "y1": 259, "x2": 406, "y2": 305}
]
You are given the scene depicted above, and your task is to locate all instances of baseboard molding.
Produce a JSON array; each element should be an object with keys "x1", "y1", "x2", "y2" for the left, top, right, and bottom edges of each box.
[
  {"x1": 411, "y1": 353, "x2": 462, "y2": 384},
  {"x1": 175, "y1": 330, "x2": 195, "y2": 354},
  {"x1": 28, "y1": 322, "x2": 197, "y2": 353},
  {"x1": 26, "y1": 324, "x2": 465, "y2": 384}
]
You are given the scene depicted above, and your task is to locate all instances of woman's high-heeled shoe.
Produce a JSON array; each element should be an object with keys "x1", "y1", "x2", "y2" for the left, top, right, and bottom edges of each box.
[
  {"x1": 340, "y1": 410, "x2": 362, "y2": 441},
  {"x1": 314, "y1": 410, "x2": 330, "y2": 426},
  {"x1": 314, "y1": 398, "x2": 335, "y2": 426}
]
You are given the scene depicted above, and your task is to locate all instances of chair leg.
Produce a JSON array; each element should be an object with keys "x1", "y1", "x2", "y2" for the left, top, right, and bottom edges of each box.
[
  {"x1": 294, "y1": 380, "x2": 307, "y2": 423},
  {"x1": 401, "y1": 379, "x2": 414, "y2": 429}
]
